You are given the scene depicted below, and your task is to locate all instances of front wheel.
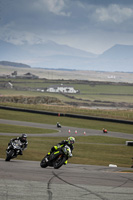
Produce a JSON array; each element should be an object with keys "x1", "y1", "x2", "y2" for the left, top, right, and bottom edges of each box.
[
  {"x1": 40, "y1": 157, "x2": 48, "y2": 168},
  {"x1": 54, "y1": 156, "x2": 66, "y2": 169},
  {"x1": 5, "y1": 150, "x2": 15, "y2": 161}
]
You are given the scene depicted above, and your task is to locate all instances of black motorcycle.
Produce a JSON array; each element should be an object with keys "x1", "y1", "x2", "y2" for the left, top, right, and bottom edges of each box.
[
  {"x1": 5, "y1": 140, "x2": 23, "y2": 161},
  {"x1": 40, "y1": 145, "x2": 72, "y2": 169},
  {"x1": 57, "y1": 122, "x2": 61, "y2": 128}
]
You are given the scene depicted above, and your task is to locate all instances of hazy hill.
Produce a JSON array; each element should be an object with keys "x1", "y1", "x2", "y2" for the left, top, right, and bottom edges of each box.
[
  {"x1": 0, "y1": 39, "x2": 133, "y2": 72},
  {"x1": 100, "y1": 44, "x2": 133, "y2": 59},
  {"x1": 0, "y1": 40, "x2": 97, "y2": 70},
  {"x1": 93, "y1": 44, "x2": 133, "y2": 72},
  {"x1": 0, "y1": 61, "x2": 31, "y2": 68}
]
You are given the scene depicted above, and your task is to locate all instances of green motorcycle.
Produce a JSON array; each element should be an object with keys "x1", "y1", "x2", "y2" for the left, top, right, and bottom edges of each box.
[{"x1": 40, "y1": 145, "x2": 72, "y2": 169}]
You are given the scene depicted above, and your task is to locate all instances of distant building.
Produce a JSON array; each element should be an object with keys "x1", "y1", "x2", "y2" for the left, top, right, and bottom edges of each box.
[
  {"x1": 11, "y1": 71, "x2": 17, "y2": 76},
  {"x1": 0, "y1": 71, "x2": 39, "y2": 79},
  {"x1": 6, "y1": 82, "x2": 13, "y2": 89},
  {"x1": 46, "y1": 84, "x2": 79, "y2": 93},
  {"x1": 22, "y1": 72, "x2": 38, "y2": 79},
  {"x1": 107, "y1": 75, "x2": 116, "y2": 79}
]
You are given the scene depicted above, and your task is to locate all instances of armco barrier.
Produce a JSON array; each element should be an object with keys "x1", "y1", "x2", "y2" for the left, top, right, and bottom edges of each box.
[
  {"x1": 65, "y1": 113, "x2": 133, "y2": 124},
  {"x1": 0, "y1": 105, "x2": 58, "y2": 116},
  {"x1": 0, "y1": 105, "x2": 133, "y2": 125}
]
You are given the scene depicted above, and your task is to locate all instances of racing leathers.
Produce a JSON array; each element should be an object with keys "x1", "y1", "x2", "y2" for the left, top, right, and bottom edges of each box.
[
  {"x1": 47, "y1": 140, "x2": 74, "y2": 164},
  {"x1": 7, "y1": 136, "x2": 28, "y2": 155}
]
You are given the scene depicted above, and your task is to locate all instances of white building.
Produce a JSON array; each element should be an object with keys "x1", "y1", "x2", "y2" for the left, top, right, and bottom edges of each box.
[
  {"x1": 6, "y1": 82, "x2": 13, "y2": 89},
  {"x1": 46, "y1": 84, "x2": 79, "y2": 94}
]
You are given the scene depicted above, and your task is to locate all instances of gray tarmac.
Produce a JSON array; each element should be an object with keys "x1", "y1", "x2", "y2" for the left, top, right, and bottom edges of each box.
[
  {"x1": 0, "y1": 119, "x2": 133, "y2": 139},
  {"x1": 0, "y1": 119, "x2": 133, "y2": 200},
  {"x1": 0, "y1": 159, "x2": 133, "y2": 200}
]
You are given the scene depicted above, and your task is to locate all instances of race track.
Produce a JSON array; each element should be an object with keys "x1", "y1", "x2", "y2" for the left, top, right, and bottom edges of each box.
[
  {"x1": 0, "y1": 159, "x2": 133, "y2": 200},
  {"x1": 0, "y1": 119, "x2": 133, "y2": 139},
  {"x1": 0, "y1": 119, "x2": 133, "y2": 200}
]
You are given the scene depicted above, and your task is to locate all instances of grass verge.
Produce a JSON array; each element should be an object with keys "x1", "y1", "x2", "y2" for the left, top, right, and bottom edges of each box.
[
  {"x1": 1, "y1": 136, "x2": 133, "y2": 168},
  {"x1": 0, "y1": 102, "x2": 133, "y2": 121},
  {"x1": 0, "y1": 109, "x2": 133, "y2": 134},
  {"x1": 0, "y1": 124, "x2": 58, "y2": 134}
]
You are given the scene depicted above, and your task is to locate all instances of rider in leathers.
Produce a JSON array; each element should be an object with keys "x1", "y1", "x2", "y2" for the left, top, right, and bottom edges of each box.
[
  {"x1": 47, "y1": 136, "x2": 75, "y2": 165},
  {"x1": 7, "y1": 134, "x2": 28, "y2": 155}
]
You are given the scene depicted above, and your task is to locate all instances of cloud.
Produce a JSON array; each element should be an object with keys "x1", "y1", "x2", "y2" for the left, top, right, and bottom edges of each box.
[
  {"x1": 0, "y1": 26, "x2": 44, "y2": 45},
  {"x1": 46, "y1": 0, "x2": 71, "y2": 16},
  {"x1": 33, "y1": 0, "x2": 71, "y2": 16},
  {"x1": 1, "y1": 0, "x2": 133, "y2": 54},
  {"x1": 95, "y1": 4, "x2": 133, "y2": 23}
]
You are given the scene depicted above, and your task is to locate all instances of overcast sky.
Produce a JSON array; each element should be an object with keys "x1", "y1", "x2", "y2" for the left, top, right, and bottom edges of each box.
[{"x1": 0, "y1": 0, "x2": 133, "y2": 54}]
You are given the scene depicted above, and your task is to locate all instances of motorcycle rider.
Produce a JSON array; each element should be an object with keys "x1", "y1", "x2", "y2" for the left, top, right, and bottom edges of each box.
[
  {"x1": 103, "y1": 128, "x2": 108, "y2": 133},
  {"x1": 46, "y1": 136, "x2": 75, "y2": 164},
  {"x1": 6, "y1": 133, "x2": 28, "y2": 155},
  {"x1": 57, "y1": 122, "x2": 61, "y2": 128}
]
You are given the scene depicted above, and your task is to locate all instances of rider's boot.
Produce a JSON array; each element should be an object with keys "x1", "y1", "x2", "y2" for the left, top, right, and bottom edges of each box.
[
  {"x1": 64, "y1": 160, "x2": 68, "y2": 165},
  {"x1": 19, "y1": 150, "x2": 23, "y2": 155},
  {"x1": 45, "y1": 152, "x2": 51, "y2": 162}
]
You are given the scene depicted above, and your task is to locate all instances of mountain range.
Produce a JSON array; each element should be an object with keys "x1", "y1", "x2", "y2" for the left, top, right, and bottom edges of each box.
[{"x1": 0, "y1": 40, "x2": 133, "y2": 72}]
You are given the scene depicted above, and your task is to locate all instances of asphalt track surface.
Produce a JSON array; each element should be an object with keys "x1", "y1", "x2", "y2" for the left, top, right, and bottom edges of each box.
[
  {"x1": 0, "y1": 119, "x2": 133, "y2": 139},
  {"x1": 0, "y1": 119, "x2": 133, "y2": 200}
]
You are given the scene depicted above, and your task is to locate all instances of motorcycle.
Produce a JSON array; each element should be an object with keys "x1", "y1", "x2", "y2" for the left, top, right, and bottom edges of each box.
[
  {"x1": 5, "y1": 140, "x2": 23, "y2": 161},
  {"x1": 40, "y1": 145, "x2": 72, "y2": 169},
  {"x1": 103, "y1": 128, "x2": 108, "y2": 133},
  {"x1": 57, "y1": 122, "x2": 61, "y2": 128}
]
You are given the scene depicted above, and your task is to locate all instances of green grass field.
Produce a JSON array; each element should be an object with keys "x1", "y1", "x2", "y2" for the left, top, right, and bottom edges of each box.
[
  {"x1": 1, "y1": 101, "x2": 133, "y2": 121},
  {"x1": 1, "y1": 135, "x2": 132, "y2": 168},
  {"x1": 0, "y1": 109, "x2": 133, "y2": 133},
  {"x1": 0, "y1": 123, "x2": 58, "y2": 134},
  {"x1": 1, "y1": 78, "x2": 133, "y2": 121},
  {"x1": 0, "y1": 109, "x2": 133, "y2": 168},
  {"x1": 1, "y1": 78, "x2": 133, "y2": 104}
]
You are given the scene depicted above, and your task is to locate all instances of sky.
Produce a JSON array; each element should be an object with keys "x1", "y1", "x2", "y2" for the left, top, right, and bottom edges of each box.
[{"x1": 0, "y1": 0, "x2": 133, "y2": 54}]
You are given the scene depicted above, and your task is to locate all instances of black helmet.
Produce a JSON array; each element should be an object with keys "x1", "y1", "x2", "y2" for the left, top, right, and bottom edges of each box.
[{"x1": 20, "y1": 134, "x2": 27, "y2": 142}]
